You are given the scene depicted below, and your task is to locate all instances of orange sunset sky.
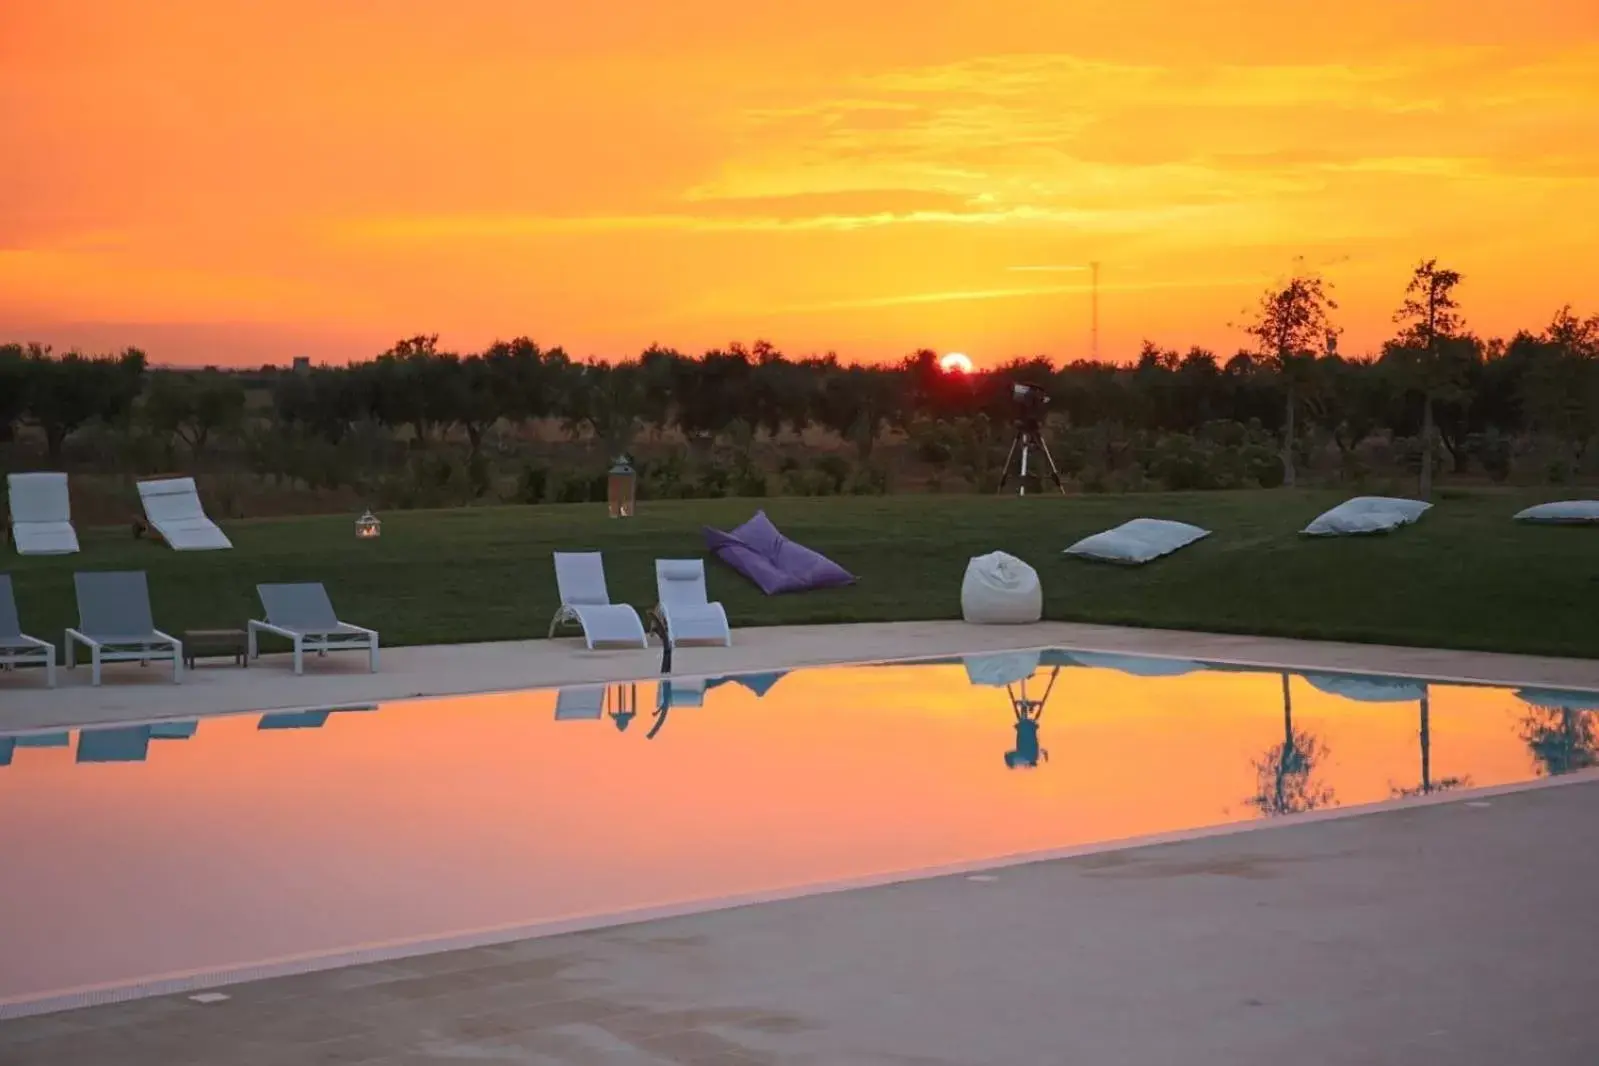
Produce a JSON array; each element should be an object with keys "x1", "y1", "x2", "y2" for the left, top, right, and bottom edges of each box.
[{"x1": 2, "y1": 1, "x2": 1597, "y2": 367}]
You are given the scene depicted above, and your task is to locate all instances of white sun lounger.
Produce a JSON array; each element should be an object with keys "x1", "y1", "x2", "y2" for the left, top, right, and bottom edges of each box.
[
  {"x1": 249, "y1": 583, "x2": 379, "y2": 675},
  {"x1": 0, "y1": 574, "x2": 55, "y2": 687},
  {"x1": 65, "y1": 571, "x2": 183, "y2": 685},
  {"x1": 549, "y1": 552, "x2": 648, "y2": 649},
  {"x1": 137, "y1": 477, "x2": 233, "y2": 551},
  {"x1": 653, "y1": 559, "x2": 732, "y2": 648},
  {"x1": 6, "y1": 472, "x2": 79, "y2": 555}
]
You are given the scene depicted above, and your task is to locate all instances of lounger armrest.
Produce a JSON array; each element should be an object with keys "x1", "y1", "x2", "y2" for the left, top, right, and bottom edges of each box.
[
  {"x1": 64, "y1": 628, "x2": 101, "y2": 650},
  {"x1": 152, "y1": 629, "x2": 183, "y2": 649},
  {"x1": 249, "y1": 619, "x2": 300, "y2": 640},
  {"x1": 340, "y1": 622, "x2": 378, "y2": 639},
  {"x1": 16, "y1": 633, "x2": 53, "y2": 653}
]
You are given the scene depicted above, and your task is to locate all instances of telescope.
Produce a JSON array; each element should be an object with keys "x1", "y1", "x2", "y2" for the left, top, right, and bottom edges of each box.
[
  {"x1": 998, "y1": 381, "x2": 1065, "y2": 496},
  {"x1": 1011, "y1": 382, "x2": 1050, "y2": 416}
]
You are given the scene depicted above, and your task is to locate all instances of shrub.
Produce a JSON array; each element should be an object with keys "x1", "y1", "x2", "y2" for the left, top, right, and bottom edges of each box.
[
  {"x1": 514, "y1": 463, "x2": 549, "y2": 504},
  {"x1": 816, "y1": 454, "x2": 852, "y2": 494}
]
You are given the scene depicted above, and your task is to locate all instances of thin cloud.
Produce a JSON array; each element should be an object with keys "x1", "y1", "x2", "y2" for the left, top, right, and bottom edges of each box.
[{"x1": 753, "y1": 276, "x2": 1260, "y2": 316}]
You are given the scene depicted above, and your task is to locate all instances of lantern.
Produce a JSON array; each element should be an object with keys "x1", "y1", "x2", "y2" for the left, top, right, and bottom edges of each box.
[
  {"x1": 355, "y1": 509, "x2": 382, "y2": 540},
  {"x1": 606, "y1": 683, "x2": 638, "y2": 731},
  {"x1": 607, "y1": 457, "x2": 636, "y2": 518}
]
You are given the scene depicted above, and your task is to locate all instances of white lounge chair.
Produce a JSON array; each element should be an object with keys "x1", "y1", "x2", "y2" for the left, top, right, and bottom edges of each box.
[
  {"x1": 548, "y1": 552, "x2": 648, "y2": 649},
  {"x1": 0, "y1": 574, "x2": 55, "y2": 687},
  {"x1": 249, "y1": 583, "x2": 379, "y2": 675},
  {"x1": 65, "y1": 571, "x2": 183, "y2": 685},
  {"x1": 137, "y1": 477, "x2": 233, "y2": 551},
  {"x1": 6, "y1": 472, "x2": 79, "y2": 555},
  {"x1": 652, "y1": 559, "x2": 732, "y2": 648}
]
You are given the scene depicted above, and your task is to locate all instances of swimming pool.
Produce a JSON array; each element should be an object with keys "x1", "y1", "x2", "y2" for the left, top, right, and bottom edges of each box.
[{"x1": 2, "y1": 648, "x2": 1594, "y2": 1017}]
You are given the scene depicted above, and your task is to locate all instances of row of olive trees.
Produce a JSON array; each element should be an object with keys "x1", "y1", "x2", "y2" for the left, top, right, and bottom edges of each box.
[
  {"x1": 4, "y1": 261, "x2": 1596, "y2": 493},
  {"x1": 1239, "y1": 259, "x2": 1599, "y2": 494}
]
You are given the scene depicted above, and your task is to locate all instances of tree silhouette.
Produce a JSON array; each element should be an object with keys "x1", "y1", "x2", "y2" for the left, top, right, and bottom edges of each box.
[
  {"x1": 1389, "y1": 690, "x2": 1469, "y2": 799},
  {"x1": 1239, "y1": 263, "x2": 1339, "y2": 488},
  {"x1": 1390, "y1": 259, "x2": 1465, "y2": 498},
  {"x1": 143, "y1": 371, "x2": 247, "y2": 459},
  {"x1": 1519, "y1": 702, "x2": 1598, "y2": 778},
  {"x1": 1246, "y1": 673, "x2": 1335, "y2": 817}
]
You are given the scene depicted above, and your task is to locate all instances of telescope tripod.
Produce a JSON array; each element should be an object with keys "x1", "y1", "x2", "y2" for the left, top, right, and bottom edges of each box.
[{"x1": 998, "y1": 419, "x2": 1067, "y2": 496}]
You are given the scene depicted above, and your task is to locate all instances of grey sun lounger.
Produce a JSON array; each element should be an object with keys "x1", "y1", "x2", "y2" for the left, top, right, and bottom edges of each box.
[
  {"x1": 64, "y1": 571, "x2": 183, "y2": 685},
  {"x1": 248, "y1": 583, "x2": 379, "y2": 675},
  {"x1": 0, "y1": 574, "x2": 55, "y2": 687}
]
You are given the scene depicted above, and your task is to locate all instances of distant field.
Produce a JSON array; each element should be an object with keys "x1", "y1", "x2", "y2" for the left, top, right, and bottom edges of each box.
[{"x1": 5, "y1": 490, "x2": 1596, "y2": 659}]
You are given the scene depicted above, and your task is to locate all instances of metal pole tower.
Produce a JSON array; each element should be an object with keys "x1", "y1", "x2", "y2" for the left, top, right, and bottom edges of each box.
[{"x1": 1089, "y1": 261, "x2": 1101, "y2": 361}]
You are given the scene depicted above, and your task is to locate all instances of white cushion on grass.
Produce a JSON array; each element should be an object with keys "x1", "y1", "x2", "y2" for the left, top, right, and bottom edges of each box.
[
  {"x1": 960, "y1": 551, "x2": 1042, "y2": 625},
  {"x1": 1063, "y1": 518, "x2": 1210, "y2": 565},
  {"x1": 1301, "y1": 496, "x2": 1431, "y2": 537},
  {"x1": 1513, "y1": 500, "x2": 1599, "y2": 525}
]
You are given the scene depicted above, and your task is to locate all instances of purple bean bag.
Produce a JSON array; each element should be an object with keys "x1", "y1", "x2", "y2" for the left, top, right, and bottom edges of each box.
[{"x1": 703, "y1": 510, "x2": 857, "y2": 596}]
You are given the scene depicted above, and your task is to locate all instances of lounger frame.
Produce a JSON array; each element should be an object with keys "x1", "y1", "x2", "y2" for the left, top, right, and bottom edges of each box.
[
  {"x1": 1, "y1": 636, "x2": 55, "y2": 687},
  {"x1": 247, "y1": 620, "x2": 379, "y2": 676},
  {"x1": 64, "y1": 629, "x2": 183, "y2": 686}
]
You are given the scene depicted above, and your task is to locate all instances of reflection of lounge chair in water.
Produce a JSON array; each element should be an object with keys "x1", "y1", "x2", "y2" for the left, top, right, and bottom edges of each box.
[
  {"x1": 647, "y1": 677, "x2": 706, "y2": 739},
  {"x1": 554, "y1": 686, "x2": 606, "y2": 721}
]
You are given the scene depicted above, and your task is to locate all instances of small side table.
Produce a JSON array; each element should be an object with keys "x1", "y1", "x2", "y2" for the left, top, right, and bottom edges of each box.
[{"x1": 183, "y1": 629, "x2": 249, "y2": 670}]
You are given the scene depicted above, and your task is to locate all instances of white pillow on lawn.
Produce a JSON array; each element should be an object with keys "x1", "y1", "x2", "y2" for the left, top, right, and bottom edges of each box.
[
  {"x1": 1063, "y1": 518, "x2": 1210, "y2": 565},
  {"x1": 1513, "y1": 500, "x2": 1599, "y2": 525},
  {"x1": 1301, "y1": 496, "x2": 1431, "y2": 536}
]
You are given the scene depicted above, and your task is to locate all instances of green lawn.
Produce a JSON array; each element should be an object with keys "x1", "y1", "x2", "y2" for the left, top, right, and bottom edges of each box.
[{"x1": 5, "y1": 490, "x2": 1597, "y2": 659}]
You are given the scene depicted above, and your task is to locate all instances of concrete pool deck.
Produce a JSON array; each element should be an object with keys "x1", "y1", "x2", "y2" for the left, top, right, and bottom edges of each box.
[
  {"x1": 1, "y1": 774, "x2": 1594, "y2": 1065},
  {"x1": 3, "y1": 619, "x2": 1598, "y2": 733}
]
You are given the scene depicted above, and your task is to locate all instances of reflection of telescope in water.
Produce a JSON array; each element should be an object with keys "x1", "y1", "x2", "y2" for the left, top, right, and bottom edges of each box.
[
  {"x1": 963, "y1": 652, "x2": 1058, "y2": 769},
  {"x1": 1005, "y1": 666, "x2": 1058, "y2": 769}
]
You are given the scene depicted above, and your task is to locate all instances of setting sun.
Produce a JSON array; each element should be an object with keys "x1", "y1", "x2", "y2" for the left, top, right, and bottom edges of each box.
[{"x1": 940, "y1": 352, "x2": 974, "y2": 374}]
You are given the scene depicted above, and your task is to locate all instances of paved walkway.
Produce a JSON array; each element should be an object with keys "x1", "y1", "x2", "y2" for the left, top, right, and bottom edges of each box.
[
  {"x1": 1, "y1": 775, "x2": 1595, "y2": 1065},
  {"x1": 4, "y1": 620, "x2": 1598, "y2": 733}
]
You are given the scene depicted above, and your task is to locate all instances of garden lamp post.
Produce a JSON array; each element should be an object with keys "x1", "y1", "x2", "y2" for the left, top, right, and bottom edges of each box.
[{"x1": 355, "y1": 510, "x2": 382, "y2": 540}]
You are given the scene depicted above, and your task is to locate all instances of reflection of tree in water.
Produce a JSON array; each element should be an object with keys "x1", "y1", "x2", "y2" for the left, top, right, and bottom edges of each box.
[
  {"x1": 1519, "y1": 704, "x2": 1598, "y2": 777},
  {"x1": 1246, "y1": 673, "x2": 1335, "y2": 817},
  {"x1": 1391, "y1": 691, "x2": 1470, "y2": 799}
]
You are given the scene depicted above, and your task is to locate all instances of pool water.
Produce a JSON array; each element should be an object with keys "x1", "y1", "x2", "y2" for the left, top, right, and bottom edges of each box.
[{"x1": 1, "y1": 649, "x2": 1594, "y2": 1014}]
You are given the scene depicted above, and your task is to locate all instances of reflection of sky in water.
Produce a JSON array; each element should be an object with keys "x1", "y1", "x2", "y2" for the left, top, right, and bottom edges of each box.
[{"x1": 0, "y1": 653, "x2": 1592, "y2": 1009}]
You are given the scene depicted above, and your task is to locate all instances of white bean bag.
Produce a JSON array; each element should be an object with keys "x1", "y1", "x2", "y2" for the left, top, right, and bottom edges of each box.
[
  {"x1": 1513, "y1": 500, "x2": 1599, "y2": 525},
  {"x1": 1301, "y1": 496, "x2": 1431, "y2": 537},
  {"x1": 960, "y1": 551, "x2": 1042, "y2": 625},
  {"x1": 1063, "y1": 518, "x2": 1209, "y2": 565},
  {"x1": 962, "y1": 651, "x2": 1043, "y2": 687}
]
